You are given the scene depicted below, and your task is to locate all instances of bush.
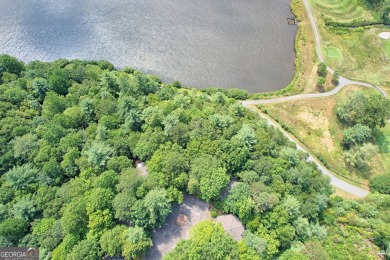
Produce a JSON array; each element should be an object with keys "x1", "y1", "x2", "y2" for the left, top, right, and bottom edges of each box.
[
  {"x1": 172, "y1": 80, "x2": 182, "y2": 88},
  {"x1": 317, "y1": 77, "x2": 326, "y2": 93},
  {"x1": 317, "y1": 63, "x2": 327, "y2": 77},
  {"x1": 332, "y1": 71, "x2": 340, "y2": 86},
  {"x1": 370, "y1": 174, "x2": 390, "y2": 194},
  {"x1": 226, "y1": 88, "x2": 249, "y2": 100},
  {"x1": 210, "y1": 210, "x2": 218, "y2": 218}
]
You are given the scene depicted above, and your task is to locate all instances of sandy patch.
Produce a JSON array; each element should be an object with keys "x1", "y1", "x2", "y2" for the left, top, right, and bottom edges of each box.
[{"x1": 378, "y1": 32, "x2": 390, "y2": 40}]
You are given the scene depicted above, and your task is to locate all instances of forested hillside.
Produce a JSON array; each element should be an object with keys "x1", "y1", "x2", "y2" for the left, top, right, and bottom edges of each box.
[{"x1": 0, "y1": 54, "x2": 388, "y2": 259}]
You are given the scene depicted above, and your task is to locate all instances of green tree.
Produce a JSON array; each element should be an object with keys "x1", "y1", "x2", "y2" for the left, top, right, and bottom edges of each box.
[
  {"x1": 68, "y1": 239, "x2": 101, "y2": 260},
  {"x1": 85, "y1": 141, "x2": 114, "y2": 168},
  {"x1": 164, "y1": 221, "x2": 239, "y2": 260},
  {"x1": 42, "y1": 91, "x2": 67, "y2": 118},
  {"x1": 13, "y1": 196, "x2": 37, "y2": 221},
  {"x1": 280, "y1": 249, "x2": 310, "y2": 260},
  {"x1": 4, "y1": 164, "x2": 43, "y2": 192},
  {"x1": 36, "y1": 220, "x2": 63, "y2": 251},
  {"x1": 93, "y1": 170, "x2": 119, "y2": 190},
  {"x1": 0, "y1": 218, "x2": 28, "y2": 246},
  {"x1": 32, "y1": 77, "x2": 49, "y2": 101},
  {"x1": 107, "y1": 156, "x2": 132, "y2": 173},
  {"x1": 302, "y1": 240, "x2": 329, "y2": 260},
  {"x1": 113, "y1": 192, "x2": 137, "y2": 222},
  {"x1": 365, "y1": 0, "x2": 383, "y2": 7},
  {"x1": 223, "y1": 183, "x2": 251, "y2": 215},
  {"x1": 86, "y1": 187, "x2": 115, "y2": 214},
  {"x1": 134, "y1": 127, "x2": 166, "y2": 160},
  {"x1": 200, "y1": 167, "x2": 229, "y2": 202},
  {"x1": 283, "y1": 196, "x2": 301, "y2": 221},
  {"x1": 87, "y1": 209, "x2": 115, "y2": 239},
  {"x1": 122, "y1": 226, "x2": 153, "y2": 259},
  {"x1": 242, "y1": 230, "x2": 267, "y2": 257},
  {"x1": 317, "y1": 62, "x2": 327, "y2": 77},
  {"x1": 342, "y1": 124, "x2": 372, "y2": 148},
  {"x1": 51, "y1": 234, "x2": 79, "y2": 260},
  {"x1": 99, "y1": 225, "x2": 127, "y2": 257},
  {"x1": 226, "y1": 88, "x2": 249, "y2": 100},
  {"x1": 142, "y1": 188, "x2": 172, "y2": 229},
  {"x1": 370, "y1": 174, "x2": 390, "y2": 194},
  {"x1": 61, "y1": 147, "x2": 80, "y2": 177},
  {"x1": 11, "y1": 133, "x2": 38, "y2": 161},
  {"x1": 48, "y1": 68, "x2": 70, "y2": 95},
  {"x1": 337, "y1": 92, "x2": 390, "y2": 129},
  {"x1": 3, "y1": 87, "x2": 27, "y2": 105},
  {"x1": 0, "y1": 54, "x2": 24, "y2": 76},
  {"x1": 316, "y1": 77, "x2": 326, "y2": 92},
  {"x1": 332, "y1": 71, "x2": 340, "y2": 86},
  {"x1": 147, "y1": 143, "x2": 188, "y2": 186},
  {"x1": 294, "y1": 217, "x2": 312, "y2": 241},
  {"x1": 344, "y1": 143, "x2": 378, "y2": 169},
  {"x1": 61, "y1": 198, "x2": 88, "y2": 237}
]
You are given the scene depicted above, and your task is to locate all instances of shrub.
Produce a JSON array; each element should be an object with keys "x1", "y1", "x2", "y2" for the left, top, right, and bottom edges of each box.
[
  {"x1": 226, "y1": 88, "x2": 249, "y2": 100},
  {"x1": 210, "y1": 210, "x2": 218, "y2": 218},
  {"x1": 317, "y1": 77, "x2": 326, "y2": 93},
  {"x1": 172, "y1": 80, "x2": 181, "y2": 88},
  {"x1": 332, "y1": 71, "x2": 340, "y2": 86},
  {"x1": 317, "y1": 63, "x2": 327, "y2": 77},
  {"x1": 370, "y1": 174, "x2": 390, "y2": 194}
]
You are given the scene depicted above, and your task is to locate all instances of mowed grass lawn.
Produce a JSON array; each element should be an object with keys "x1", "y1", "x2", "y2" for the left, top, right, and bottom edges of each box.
[
  {"x1": 263, "y1": 85, "x2": 388, "y2": 187},
  {"x1": 310, "y1": 0, "x2": 369, "y2": 22},
  {"x1": 384, "y1": 40, "x2": 390, "y2": 57},
  {"x1": 309, "y1": 0, "x2": 390, "y2": 86}
]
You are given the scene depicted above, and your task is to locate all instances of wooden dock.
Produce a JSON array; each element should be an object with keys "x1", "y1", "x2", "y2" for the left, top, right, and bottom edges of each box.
[{"x1": 287, "y1": 18, "x2": 297, "y2": 25}]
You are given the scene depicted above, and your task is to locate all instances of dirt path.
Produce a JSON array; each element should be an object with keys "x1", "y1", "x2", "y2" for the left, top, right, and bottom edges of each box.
[{"x1": 242, "y1": 103, "x2": 369, "y2": 198}]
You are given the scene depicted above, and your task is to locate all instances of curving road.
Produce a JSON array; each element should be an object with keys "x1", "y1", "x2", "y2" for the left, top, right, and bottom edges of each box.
[
  {"x1": 243, "y1": 0, "x2": 387, "y2": 107},
  {"x1": 242, "y1": 103, "x2": 369, "y2": 197},
  {"x1": 241, "y1": 0, "x2": 390, "y2": 197}
]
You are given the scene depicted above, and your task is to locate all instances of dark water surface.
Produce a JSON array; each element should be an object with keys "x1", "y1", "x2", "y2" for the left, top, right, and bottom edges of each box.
[{"x1": 0, "y1": 0, "x2": 297, "y2": 92}]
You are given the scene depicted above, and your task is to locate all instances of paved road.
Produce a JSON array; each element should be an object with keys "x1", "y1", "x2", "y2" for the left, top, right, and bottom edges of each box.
[
  {"x1": 242, "y1": 103, "x2": 370, "y2": 197},
  {"x1": 240, "y1": 0, "x2": 390, "y2": 197},
  {"x1": 242, "y1": 75, "x2": 386, "y2": 105},
  {"x1": 243, "y1": 0, "x2": 386, "y2": 107}
]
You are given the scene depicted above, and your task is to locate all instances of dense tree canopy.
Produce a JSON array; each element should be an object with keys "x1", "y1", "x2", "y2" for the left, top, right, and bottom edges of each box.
[
  {"x1": 0, "y1": 55, "x2": 387, "y2": 259},
  {"x1": 336, "y1": 91, "x2": 389, "y2": 172}
]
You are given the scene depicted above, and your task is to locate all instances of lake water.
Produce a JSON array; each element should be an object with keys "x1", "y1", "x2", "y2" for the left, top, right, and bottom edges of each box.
[{"x1": 0, "y1": 0, "x2": 297, "y2": 93}]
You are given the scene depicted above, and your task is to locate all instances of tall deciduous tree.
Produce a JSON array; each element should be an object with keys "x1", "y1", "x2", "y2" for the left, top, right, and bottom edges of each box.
[
  {"x1": 164, "y1": 221, "x2": 239, "y2": 260},
  {"x1": 122, "y1": 226, "x2": 153, "y2": 259},
  {"x1": 99, "y1": 225, "x2": 127, "y2": 257}
]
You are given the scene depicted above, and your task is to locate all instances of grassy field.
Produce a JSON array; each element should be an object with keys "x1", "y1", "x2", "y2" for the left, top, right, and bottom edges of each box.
[
  {"x1": 324, "y1": 46, "x2": 344, "y2": 66},
  {"x1": 263, "y1": 85, "x2": 388, "y2": 186},
  {"x1": 310, "y1": 0, "x2": 370, "y2": 22},
  {"x1": 384, "y1": 40, "x2": 390, "y2": 57},
  {"x1": 309, "y1": 0, "x2": 390, "y2": 86}
]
